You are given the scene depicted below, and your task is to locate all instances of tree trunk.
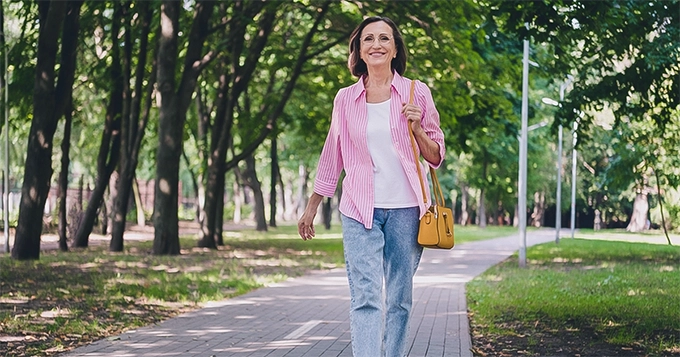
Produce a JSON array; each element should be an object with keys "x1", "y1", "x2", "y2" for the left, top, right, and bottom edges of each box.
[
  {"x1": 269, "y1": 134, "x2": 279, "y2": 228},
  {"x1": 182, "y1": 149, "x2": 201, "y2": 222},
  {"x1": 132, "y1": 178, "x2": 145, "y2": 226},
  {"x1": 153, "y1": 0, "x2": 182, "y2": 255},
  {"x1": 198, "y1": 2, "x2": 276, "y2": 247},
  {"x1": 530, "y1": 190, "x2": 546, "y2": 227},
  {"x1": 296, "y1": 163, "x2": 309, "y2": 220},
  {"x1": 57, "y1": 100, "x2": 73, "y2": 252},
  {"x1": 322, "y1": 197, "x2": 332, "y2": 230},
  {"x1": 215, "y1": 170, "x2": 226, "y2": 246},
  {"x1": 111, "y1": 1, "x2": 154, "y2": 252},
  {"x1": 154, "y1": 0, "x2": 214, "y2": 255},
  {"x1": 626, "y1": 192, "x2": 649, "y2": 232},
  {"x1": 77, "y1": 176, "x2": 83, "y2": 211},
  {"x1": 232, "y1": 179, "x2": 242, "y2": 224},
  {"x1": 477, "y1": 188, "x2": 487, "y2": 228},
  {"x1": 460, "y1": 185, "x2": 469, "y2": 226},
  {"x1": 192, "y1": 87, "x2": 211, "y2": 226},
  {"x1": 594, "y1": 209, "x2": 602, "y2": 230},
  {"x1": 242, "y1": 155, "x2": 267, "y2": 232},
  {"x1": 200, "y1": 2, "x2": 333, "y2": 245},
  {"x1": 283, "y1": 179, "x2": 294, "y2": 221},
  {"x1": 13, "y1": 0, "x2": 82, "y2": 260},
  {"x1": 73, "y1": 2, "x2": 124, "y2": 248},
  {"x1": 100, "y1": 188, "x2": 108, "y2": 235}
]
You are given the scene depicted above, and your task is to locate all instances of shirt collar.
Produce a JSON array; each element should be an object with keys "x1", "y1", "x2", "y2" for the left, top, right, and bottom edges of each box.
[{"x1": 348, "y1": 71, "x2": 411, "y2": 101}]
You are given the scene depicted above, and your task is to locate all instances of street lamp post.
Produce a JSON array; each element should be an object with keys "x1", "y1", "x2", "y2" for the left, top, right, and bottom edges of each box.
[
  {"x1": 541, "y1": 76, "x2": 574, "y2": 244},
  {"x1": 2, "y1": 27, "x2": 7, "y2": 254},
  {"x1": 570, "y1": 120, "x2": 578, "y2": 239},
  {"x1": 518, "y1": 25, "x2": 530, "y2": 267}
]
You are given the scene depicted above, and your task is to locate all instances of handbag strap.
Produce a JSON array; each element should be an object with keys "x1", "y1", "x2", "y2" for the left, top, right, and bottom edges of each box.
[
  {"x1": 407, "y1": 80, "x2": 428, "y2": 204},
  {"x1": 407, "y1": 79, "x2": 446, "y2": 207}
]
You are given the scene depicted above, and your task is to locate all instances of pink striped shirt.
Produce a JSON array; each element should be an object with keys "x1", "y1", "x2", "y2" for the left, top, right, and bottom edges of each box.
[{"x1": 313, "y1": 72, "x2": 446, "y2": 229}]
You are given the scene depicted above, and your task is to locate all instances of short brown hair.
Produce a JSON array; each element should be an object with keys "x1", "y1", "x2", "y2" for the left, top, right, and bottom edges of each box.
[{"x1": 348, "y1": 16, "x2": 407, "y2": 78}]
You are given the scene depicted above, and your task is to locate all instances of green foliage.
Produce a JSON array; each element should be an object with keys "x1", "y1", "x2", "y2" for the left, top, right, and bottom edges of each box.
[
  {"x1": 493, "y1": 0, "x2": 680, "y2": 132},
  {"x1": 4, "y1": 0, "x2": 678, "y2": 249},
  {"x1": 468, "y1": 239, "x2": 680, "y2": 355}
]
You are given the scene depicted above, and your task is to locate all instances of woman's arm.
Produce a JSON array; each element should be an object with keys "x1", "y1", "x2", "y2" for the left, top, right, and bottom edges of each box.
[
  {"x1": 412, "y1": 126, "x2": 441, "y2": 166},
  {"x1": 298, "y1": 192, "x2": 324, "y2": 240},
  {"x1": 402, "y1": 80, "x2": 445, "y2": 167}
]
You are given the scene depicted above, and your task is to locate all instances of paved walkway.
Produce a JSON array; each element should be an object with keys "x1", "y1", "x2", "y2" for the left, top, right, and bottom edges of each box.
[{"x1": 60, "y1": 230, "x2": 557, "y2": 357}]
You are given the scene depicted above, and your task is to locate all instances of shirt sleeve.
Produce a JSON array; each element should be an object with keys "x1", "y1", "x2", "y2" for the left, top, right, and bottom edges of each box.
[
  {"x1": 313, "y1": 89, "x2": 345, "y2": 197},
  {"x1": 416, "y1": 80, "x2": 446, "y2": 168}
]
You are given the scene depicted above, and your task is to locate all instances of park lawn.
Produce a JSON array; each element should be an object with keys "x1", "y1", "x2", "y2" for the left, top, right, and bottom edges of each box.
[
  {"x1": 452, "y1": 224, "x2": 518, "y2": 243},
  {"x1": 467, "y1": 238, "x2": 680, "y2": 356}
]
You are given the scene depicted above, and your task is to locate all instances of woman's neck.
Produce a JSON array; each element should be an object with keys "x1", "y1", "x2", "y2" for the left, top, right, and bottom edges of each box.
[{"x1": 364, "y1": 67, "x2": 393, "y2": 88}]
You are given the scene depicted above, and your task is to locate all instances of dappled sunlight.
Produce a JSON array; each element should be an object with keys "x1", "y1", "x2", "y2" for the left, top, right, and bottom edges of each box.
[
  {"x1": 78, "y1": 262, "x2": 101, "y2": 269},
  {"x1": 150, "y1": 264, "x2": 180, "y2": 273},
  {"x1": 234, "y1": 315, "x2": 256, "y2": 319},
  {"x1": 0, "y1": 336, "x2": 30, "y2": 343},
  {"x1": 551, "y1": 257, "x2": 583, "y2": 263},
  {"x1": 40, "y1": 307, "x2": 71, "y2": 318},
  {"x1": 114, "y1": 261, "x2": 148, "y2": 269},
  {"x1": 0, "y1": 297, "x2": 29, "y2": 304},
  {"x1": 29, "y1": 186, "x2": 39, "y2": 200},
  {"x1": 216, "y1": 346, "x2": 259, "y2": 353},
  {"x1": 158, "y1": 178, "x2": 171, "y2": 194},
  {"x1": 183, "y1": 265, "x2": 205, "y2": 273},
  {"x1": 106, "y1": 276, "x2": 149, "y2": 286},
  {"x1": 202, "y1": 298, "x2": 260, "y2": 308},
  {"x1": 479, "y1": 274, "x2": 504, "y2": 282},
  {"x1": 264, "y1": 339, "x2": 311, "y2": 347}
]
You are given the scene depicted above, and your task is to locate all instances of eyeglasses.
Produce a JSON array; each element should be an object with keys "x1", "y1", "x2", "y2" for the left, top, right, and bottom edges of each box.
[{"x1": 360, "y1": 33, "x2": 393, "y2": 46}]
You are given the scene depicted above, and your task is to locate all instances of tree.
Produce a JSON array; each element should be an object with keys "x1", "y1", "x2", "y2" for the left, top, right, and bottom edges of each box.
[
  {"x1": 153, "y1": 0, "x2": 214, "y2": 255},
  {"x1": 110, "y1": 1, "x2": 156, "y2": 252},
  {"x1": 198, "y1": 1, "x2": 346, "y2": 247},
  {"x1": 56, "y1": 99, "x2": 73, "y2": 251},
  {"x1": 493, "y1": 0, "x2": 680, "y2": 230},
  {"x1": 72, "y1": 1, "x2": 125, "y2": 248},
  {"x1": 12, "y1": 0, "x2": 83, "y2": 260}
]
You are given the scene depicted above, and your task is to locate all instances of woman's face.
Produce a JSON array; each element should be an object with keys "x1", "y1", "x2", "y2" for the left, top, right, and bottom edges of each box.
[{"x1": 359, "y1": 21, "x2": 396, "y2": 71}]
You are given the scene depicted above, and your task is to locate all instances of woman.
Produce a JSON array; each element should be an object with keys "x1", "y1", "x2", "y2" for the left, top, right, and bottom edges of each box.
[{"x1": 297, "y1": 16, "x2": 445, "y2": 357}]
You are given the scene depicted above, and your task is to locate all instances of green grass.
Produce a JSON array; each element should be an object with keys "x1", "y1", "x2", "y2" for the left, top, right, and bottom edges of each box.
[
  {"x1": 574, "y1": 228, "x2": 680, "y2": 246},
  {"x1": 467, "y1": 238, "x2": 680, "y2": 356},
  {"x1": 452, "y1": 225, "x2": 518, "y2": 243}
]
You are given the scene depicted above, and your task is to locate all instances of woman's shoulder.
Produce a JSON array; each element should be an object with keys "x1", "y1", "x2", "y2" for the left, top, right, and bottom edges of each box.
[
  {"x1": 393, "y1": 73, "x2": 432, "y2": 94},
  {"x1": 334, "y1": 79, "x2": 364, "y2": 103},
  {"x1": 410, "y1": 77, "x2": 433, "y2": 98}
]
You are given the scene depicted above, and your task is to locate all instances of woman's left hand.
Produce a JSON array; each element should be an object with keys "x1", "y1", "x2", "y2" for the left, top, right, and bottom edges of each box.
[{"x1": 401, "y1": 103, "x2": 423, "y2": 134}]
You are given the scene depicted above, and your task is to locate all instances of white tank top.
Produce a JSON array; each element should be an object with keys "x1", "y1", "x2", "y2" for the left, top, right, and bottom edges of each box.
[{"x1": 366, "y1": 99, "x2": 419, "y2": 208}]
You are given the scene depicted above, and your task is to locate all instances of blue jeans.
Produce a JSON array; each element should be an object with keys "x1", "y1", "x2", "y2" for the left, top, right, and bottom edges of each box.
[{"x1": 341, "y1": 207, "x2": 423, "y2": 357}]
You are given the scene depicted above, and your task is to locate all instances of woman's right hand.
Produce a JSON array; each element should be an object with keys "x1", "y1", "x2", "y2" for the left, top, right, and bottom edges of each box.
[
  {"x1": 298, "y1": 193, "x2": 324, "y2": 240},
  {"x1": 298, "y1": 209, "x2": 316, "y2": 240}
]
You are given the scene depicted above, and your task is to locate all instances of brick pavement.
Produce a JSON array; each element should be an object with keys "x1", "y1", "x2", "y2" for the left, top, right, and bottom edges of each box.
[{"x1": 61, "y1": 230, "x2": 556, "y2": 357}]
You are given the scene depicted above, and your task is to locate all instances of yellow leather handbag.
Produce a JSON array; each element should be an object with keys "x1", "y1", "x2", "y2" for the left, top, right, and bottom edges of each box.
[{"x1": 407, "y1": 80, "x2": 454, "y2": 249}]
